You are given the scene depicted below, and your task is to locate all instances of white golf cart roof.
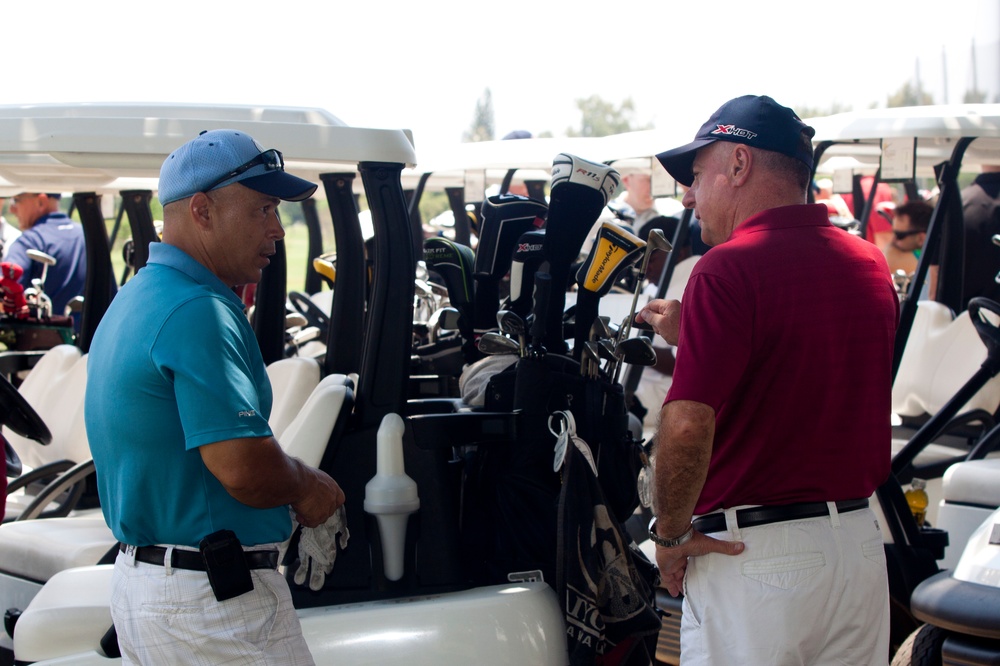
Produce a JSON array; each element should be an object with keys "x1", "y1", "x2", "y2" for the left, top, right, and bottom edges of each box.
[
  {"x1": 0, "y1": 103, "x2": 417, "y2": 197},
  {"x1": 401, "y1": 135, "x2": 604, "y2": 192},
  {"x1": 401, "y1": 128, "x2": 688, "y2": 195},
  {"x1": 809, "y1": 104, "x2": 1000, "y2": 177}
]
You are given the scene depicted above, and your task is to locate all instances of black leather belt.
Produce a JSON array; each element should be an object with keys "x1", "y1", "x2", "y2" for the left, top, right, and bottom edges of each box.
[
  {"x1": 692, "y1": 498, "x2": 870, "y2": 534},
  {"x1": 119, "y1": 543, "x2": 278, "y2": 571}
]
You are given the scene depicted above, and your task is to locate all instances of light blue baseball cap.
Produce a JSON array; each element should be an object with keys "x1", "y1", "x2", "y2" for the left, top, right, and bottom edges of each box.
[{"x1": 158, "y1": 129, "x2": 317, "y2": 206}]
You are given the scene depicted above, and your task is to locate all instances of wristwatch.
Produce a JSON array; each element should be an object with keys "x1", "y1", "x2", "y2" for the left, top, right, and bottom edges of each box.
[{"x1": 648, "y1": 518, "x2": 694, "y2": 548}]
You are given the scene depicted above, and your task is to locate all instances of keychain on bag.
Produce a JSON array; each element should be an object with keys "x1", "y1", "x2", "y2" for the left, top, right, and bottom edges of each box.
[{"x1": 548, "y1": 410, "x2": 597, "y2": 476}]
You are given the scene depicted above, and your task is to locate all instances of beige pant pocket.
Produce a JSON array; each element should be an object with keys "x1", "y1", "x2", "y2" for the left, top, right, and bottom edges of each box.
[{"x1": 741, "y1": 551, "x2": 826, "y2": 590}]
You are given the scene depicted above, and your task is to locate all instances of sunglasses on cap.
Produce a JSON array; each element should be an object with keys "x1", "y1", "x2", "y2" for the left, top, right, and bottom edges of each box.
[
  {"x1": 203, "y1": 149, "x2": 284, "y2": 193},
  {"x1": 893, "y1": 229, "x2": 924, "y2": 240}
]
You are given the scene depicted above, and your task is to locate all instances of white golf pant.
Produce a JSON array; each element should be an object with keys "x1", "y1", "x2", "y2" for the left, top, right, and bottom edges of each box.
[
  {"x1": 111, "y1": 547, "x2": 314, "y2": 665},
  {"x1": 680, "y1": 505, "x2": 890, "y2": 666}
]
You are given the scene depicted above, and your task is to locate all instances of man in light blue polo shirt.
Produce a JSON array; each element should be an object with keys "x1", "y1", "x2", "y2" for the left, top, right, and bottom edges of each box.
[{"x1": 86, "y1": 130, "x2": 344, "y2": 665}]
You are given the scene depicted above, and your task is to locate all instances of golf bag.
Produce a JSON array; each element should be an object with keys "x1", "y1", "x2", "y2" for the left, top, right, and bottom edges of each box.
[{"x1": 460, "y1": 353, "x2": 646, "y2": 586}]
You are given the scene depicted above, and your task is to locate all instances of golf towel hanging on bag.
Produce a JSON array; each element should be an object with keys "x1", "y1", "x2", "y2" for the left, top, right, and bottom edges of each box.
[{"x1": 553, "y1": 411, "x2": 661, "y2": 665}]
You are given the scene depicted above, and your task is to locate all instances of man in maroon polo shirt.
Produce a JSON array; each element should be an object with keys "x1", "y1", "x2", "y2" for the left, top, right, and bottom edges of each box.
[{"x1": 638, "y1": 95, "x2": 898, "y2": 665}]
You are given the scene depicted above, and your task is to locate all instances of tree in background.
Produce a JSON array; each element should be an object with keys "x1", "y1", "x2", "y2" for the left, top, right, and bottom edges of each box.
[
  {"x1": 794, "y1": 101, "x2": 854, "y2": 120},
  {"x1": 964, "y1": 88, "x2": 988, "y2": 103},
  {"x1": 887, "y1": 80, "x2": 934, "y2": 107},
  {"x1": 463, "y1": 88, "x2": 495, "y2": 142},
  {"x1": 566, "y1": 95, "x2": 651, "y2": 137}
]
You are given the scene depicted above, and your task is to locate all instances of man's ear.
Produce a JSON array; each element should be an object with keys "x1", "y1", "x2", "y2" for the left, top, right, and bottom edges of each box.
[
  {"x1": 189, "y1": 192, "x2": 213, "y2": 228},
  {"x1": 730, "y1": 145, "x2": 752, "y2": 186}
]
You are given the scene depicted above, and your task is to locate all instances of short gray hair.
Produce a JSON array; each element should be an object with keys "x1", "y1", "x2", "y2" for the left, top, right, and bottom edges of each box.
[{"x1": 751, "y1": 148, "x2": 812, "y2": 192}]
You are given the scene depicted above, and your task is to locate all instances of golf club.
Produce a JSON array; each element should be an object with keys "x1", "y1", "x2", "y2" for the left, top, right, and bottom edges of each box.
[
  {"x1": 497, "y1": 309, "x2": 527, "y2": 357},
  {"x1": 618, "y1": 228, "x2": 673, "y2": 345},
  {"x1": 477, "y1": 331, "x2": 521, "y2": 356}
]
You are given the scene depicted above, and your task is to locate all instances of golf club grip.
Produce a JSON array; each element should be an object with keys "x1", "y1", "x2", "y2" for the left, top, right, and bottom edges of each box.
[
  {"x1": 473, "y1": 277, "x2": 501, "y2": 332},
  {"x1": 529, "y1": 272, "x2": 552, "y2": 347}
]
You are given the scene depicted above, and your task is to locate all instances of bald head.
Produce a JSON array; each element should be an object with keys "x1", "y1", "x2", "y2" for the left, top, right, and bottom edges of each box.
[{"x1": 11, "y1": 193, "x2": 60, "y2": 230}]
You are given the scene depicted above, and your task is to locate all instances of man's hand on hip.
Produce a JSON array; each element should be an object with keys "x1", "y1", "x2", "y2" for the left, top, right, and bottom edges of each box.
[{"x1": 655, "y1": 531, "x2": 744, "y2": 597}]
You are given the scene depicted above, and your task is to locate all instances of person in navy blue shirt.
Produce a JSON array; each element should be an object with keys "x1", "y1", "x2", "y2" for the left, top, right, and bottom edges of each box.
[{"x1": 7, "y1": 192, "x2": 86, "y2": 321}]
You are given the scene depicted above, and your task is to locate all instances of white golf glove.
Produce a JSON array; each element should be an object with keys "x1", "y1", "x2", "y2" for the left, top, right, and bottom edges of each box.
[{"x1": 294, "y1": 505, "x2": 350, "y2": 591}]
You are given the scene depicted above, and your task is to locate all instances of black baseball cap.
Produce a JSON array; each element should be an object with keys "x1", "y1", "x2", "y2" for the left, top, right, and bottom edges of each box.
[{"x1": 656, "y1": 95, "x2": 815, "y2": 187}]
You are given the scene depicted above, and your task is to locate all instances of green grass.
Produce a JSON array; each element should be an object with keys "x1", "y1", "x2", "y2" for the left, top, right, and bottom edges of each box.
[
  {"x1": 283, "y1": 222, "x2": 311, "y2": 294},
  {"x1": 104, "y1": 218, "x2": 314, "y2": 295}
]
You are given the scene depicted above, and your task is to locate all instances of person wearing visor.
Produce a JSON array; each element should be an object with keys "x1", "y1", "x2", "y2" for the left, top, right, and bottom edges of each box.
[
  {"x1": 638, "y1": 96, "x2": 897, "y2": 665},
  {"x1": 86, "y1": 130, "x2": 344, "y2": 665}
]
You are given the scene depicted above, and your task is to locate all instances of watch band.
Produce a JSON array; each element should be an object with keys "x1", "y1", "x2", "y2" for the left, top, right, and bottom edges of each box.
[{"x1": 648, "y1": 518, "x2": 694, "y2": 548}]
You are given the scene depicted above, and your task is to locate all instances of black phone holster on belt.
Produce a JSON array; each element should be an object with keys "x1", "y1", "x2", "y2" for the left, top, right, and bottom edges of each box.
[{"x1": 199, "y1": 529, "x2": 254, "y2": 601}]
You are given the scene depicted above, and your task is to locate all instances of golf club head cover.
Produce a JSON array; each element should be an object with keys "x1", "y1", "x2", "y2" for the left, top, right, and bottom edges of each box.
[
  {"x1": 473, "y1": 194, "x2": 547, "y2": 333},
  {"x1": 0, "y1": 262, "x2": 27, "y2": 318},
  {"x1": 572, "y1": 222, "x2": 646, "y2": 358},
  {"x1": 542, "y1": 154, "x2": 620, "y2": 353},
  {"x1": 424, "y1": 237, "x2": 480, "y2": 363},
  {"x1": 576, "y1": 222, "x2": 646, "y2": 297},
  {"x1": 509, "y1": 230, "x2": 547, "y2": 320}
]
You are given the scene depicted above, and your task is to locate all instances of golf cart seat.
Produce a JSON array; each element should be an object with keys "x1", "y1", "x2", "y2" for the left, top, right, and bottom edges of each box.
[
  {"x1": 891, "y1": 301, "x2": 1000, "y2": 462},
  {"x1": 0, "y1": 514, "x2": 114, "y2": 585},
  {"x1": 4, "y1": 346, "x2": 90, "y2": 521},
  {"x1": 266, "y1": 356, "x2": 322, "y2": 439},
  {"x1": 4, "y1": 345, "x2": 86, "y2": 472},
  {"x1": 278, "y1": 372, "x2": 353, "y2": 468},
  {"x1": 11, "y1": 565, "x2": 113, "y2": 663},
  {"x1": 934, "y1": 458, "x2": 1000, "y2": 568}
]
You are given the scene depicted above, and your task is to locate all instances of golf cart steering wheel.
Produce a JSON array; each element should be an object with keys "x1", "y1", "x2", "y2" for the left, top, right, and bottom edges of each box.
[
  {"x1": 0, "y1": 374, "x2": 50, "y2": 478},
  {"x1": 969, "y1": 297, "x2": 1000, "y2": 369},
  {"x1": 288, "y1": 291, "x2": 330, "y2": 333}
]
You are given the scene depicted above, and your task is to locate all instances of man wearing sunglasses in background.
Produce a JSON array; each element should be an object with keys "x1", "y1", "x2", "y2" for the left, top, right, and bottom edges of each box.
[
  {"x1": 882, "y1": 199, "x2": 932, "y2": 278},
  {"x1": 86, "y1": 130, "x2": 344, "y2": 665}
]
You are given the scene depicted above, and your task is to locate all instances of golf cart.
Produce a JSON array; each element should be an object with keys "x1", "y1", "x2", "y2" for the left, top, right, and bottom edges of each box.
[
  {"x1": 0, "y1": 103, "x2": 623, "y2": 666},
  {"x1": 810, "y1": 105, "x2": 1000, "y2": 666}
]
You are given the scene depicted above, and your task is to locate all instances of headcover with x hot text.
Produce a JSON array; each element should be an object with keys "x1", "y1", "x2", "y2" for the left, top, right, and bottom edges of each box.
[
  {"x1": 159, "y1": 129, "x2": 317, "y2": 206},
  {"x1": 656, "y1": 95, "x2": 815, "y2": 187}
]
